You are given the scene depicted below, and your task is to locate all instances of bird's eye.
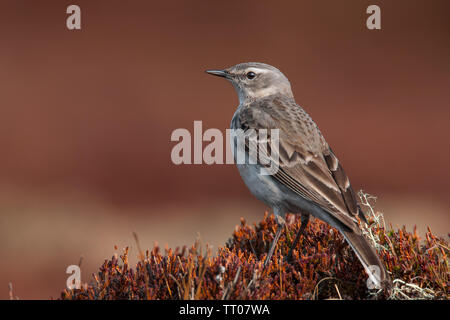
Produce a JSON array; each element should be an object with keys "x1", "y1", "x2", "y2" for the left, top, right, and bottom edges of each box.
[{"x1": 246, "y1": 71, "x2": 256, "y2": 80}]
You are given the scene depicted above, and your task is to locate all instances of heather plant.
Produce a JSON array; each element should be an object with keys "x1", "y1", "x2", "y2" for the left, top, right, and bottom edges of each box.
[{"x1": 61, "y1": 192, "x2": 448, "y2": 300}]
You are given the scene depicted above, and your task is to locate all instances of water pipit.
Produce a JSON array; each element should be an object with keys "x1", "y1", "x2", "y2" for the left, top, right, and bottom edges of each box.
[{"x1": 206, "y1": 62, "x2": 390, "y2": 289}]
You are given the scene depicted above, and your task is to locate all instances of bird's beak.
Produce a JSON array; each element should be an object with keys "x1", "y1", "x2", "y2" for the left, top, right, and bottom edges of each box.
[{"x1": 205, "y1": 69, "x2": 230, "y2": 79}]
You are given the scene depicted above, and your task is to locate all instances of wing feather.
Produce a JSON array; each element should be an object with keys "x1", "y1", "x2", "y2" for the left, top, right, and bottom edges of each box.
[{"x1": 233, "y1": 95, "x2": 365, "y2": 230}]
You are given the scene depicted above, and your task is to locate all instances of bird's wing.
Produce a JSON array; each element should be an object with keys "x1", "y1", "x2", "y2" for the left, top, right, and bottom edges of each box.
[{"x1": 234, "y1": 96, "x2": 364, "y2": 231}]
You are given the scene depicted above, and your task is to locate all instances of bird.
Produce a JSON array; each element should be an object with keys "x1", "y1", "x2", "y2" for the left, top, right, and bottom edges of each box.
[{"x1": 206, "y1": 62, "x2": 390, "y2": 290}]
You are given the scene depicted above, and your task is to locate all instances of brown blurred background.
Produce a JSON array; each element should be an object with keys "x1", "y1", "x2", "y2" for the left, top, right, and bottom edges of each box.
[{"x1": 0, "y1": 1, "x2": 449, "y2": 299}]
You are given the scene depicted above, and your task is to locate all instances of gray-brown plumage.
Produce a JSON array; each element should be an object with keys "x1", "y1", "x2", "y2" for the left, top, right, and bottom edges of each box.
[{"x1": 206, "y1": 62, "x2": 391, "y2": 289}]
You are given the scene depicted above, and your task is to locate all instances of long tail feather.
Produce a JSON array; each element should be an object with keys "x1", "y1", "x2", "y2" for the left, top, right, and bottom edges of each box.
[{"x1": 341, "y1": 229, "x2": 391, "y2": 290}]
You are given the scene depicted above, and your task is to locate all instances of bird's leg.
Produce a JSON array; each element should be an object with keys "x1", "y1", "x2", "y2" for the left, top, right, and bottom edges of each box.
[
  {"x1": 286, "y1": 213, "x2": 310, "y2": 263},
  {"x1": 263, "y1": 215, "x2": 285, "y2": 268}
]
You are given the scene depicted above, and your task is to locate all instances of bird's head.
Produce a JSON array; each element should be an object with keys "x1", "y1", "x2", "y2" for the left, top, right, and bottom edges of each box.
[{"x1": 206, "y1": 62, "x2": 293, "y2": 104}]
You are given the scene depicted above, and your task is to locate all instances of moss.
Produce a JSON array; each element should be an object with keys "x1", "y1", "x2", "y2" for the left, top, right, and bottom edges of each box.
[{"x1": 61, "y1": 195, "x2": 448, "y2": 300}]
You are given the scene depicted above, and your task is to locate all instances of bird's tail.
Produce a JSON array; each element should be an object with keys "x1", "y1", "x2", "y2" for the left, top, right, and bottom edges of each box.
[{"x1": 341, "y1": 229, "x2": 391, "y2": 290}]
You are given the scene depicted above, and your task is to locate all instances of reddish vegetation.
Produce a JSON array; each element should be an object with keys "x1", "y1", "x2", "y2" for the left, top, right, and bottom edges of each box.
[{"x1": 61, "y1": 208, "x2": 448, "y2": 300}]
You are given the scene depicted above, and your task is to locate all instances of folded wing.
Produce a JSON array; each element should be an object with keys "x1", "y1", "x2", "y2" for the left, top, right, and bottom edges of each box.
[{"x1": 235, "y1": 96, "x2": 365, "y2": 231}]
